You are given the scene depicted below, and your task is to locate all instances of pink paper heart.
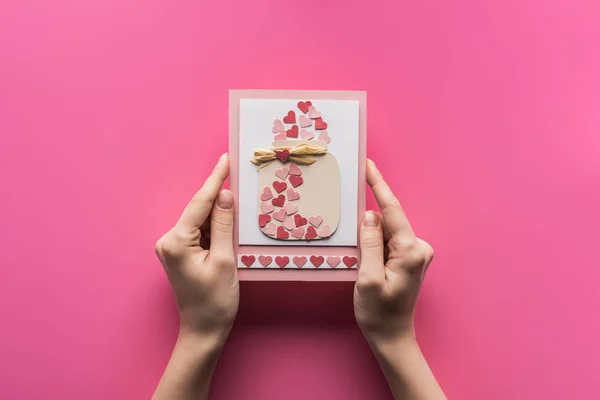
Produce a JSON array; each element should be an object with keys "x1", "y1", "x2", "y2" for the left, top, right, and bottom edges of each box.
[
  {"x1": 317, "y1": 224, "x2": 332, "y2": 237},
  {"x1": 286, "y1": 188, "x2": 300, "y2": 201},
  {"x1": 272, "y1": 119, "x2": 284, "y2": 133},
  {"x1": 291, "y1": 227, "x2": 305, "y2": 239},
  {"x1": 260, "y1": 187, "x2": 273, "y2": 201},
  {"x1": 326, "y1": 256, "x2": 341, "y2": 268},
  {"x1": 293, "y1": 256, "x2": 307, "y2": 267},
  {"x1": 309, "y1": 215, "x2": 323, "y2": 228},
  {"x1": 275, "y1": 167, "x2": 289, "y2": 180},
  {"x1": 273, "y1": 208, "x2": 287, "y2": 222},
  {"x1": 288, "y1": 163, "x2": 302, "y2": 176},
  {"x1": 258, "y1": 255, "x2": 272, "y2": 267},
  {"x1": 282, "y1": 215, "x2": 295, "y2": 230},
  {"x1": 300, "y1": 129, "x2": 314, "y2": 140},
  {"x1": 260, "y1": 202, "x2": 274, "y2": 214},
  {"x1": 308, "y1": 106, "x2": 322, "y2": 119},
  {"x1": 317, "y1": 130, "x2": 330, "y2": 144},
  {"x1": 261, "y1": 223, "x2": 276, "y2": 236},
  {"x1": 284, "y1": 202, "x2": 298, "y2": 215},
  {"x1": 299, "y1": 114, "x2": 312, "y2": 128},
  {"x1": 273, "y1": 131, "x2": 287, "y2": 140}
]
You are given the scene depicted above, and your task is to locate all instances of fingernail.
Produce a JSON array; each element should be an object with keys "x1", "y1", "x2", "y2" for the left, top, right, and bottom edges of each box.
[
  {"x1": 217, "y1": 190, "x2": 234, "y2": 210},
  {"x1": 367, "y1": 158, "x2": 376, "y2": 167},
  {"x1": 363, "y1": 211, "x2": 379, "y2": 227}
]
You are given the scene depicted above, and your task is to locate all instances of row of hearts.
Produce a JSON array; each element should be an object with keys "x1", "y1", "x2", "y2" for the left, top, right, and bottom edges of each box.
[{"x1": 239, "y1": 255, "x2": 357, "y2": 268}]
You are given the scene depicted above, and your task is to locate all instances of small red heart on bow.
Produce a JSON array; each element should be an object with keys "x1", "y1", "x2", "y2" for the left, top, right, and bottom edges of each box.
[{"x1": 276, "y1": 150, "x2": 290, "y2": 162}]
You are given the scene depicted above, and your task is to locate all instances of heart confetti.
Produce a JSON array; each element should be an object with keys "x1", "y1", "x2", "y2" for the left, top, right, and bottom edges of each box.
[
  {"x1": 272, "y1": 180, "x2": 287, "y2": 194},
  {"x1": 276, "y1": 226, "x2": 290, "y2": 239},
  {"x1": 317, "y1": 130, "x2": 330, "y2": 144},
  {"x1": 288, "y1": 163, "x2": 302, "y2": 176},
  {"x1": 258, "y1": 213, "x2": 271, "y2": 227},
  {"x1": 289, "y1": 175, "x2": 303, "y2": 188},
  {"x1": 282, "y1": 215, "x2": 294, "y2": 230},
  {"x1": 294, "y1": 214, "x2": 307, "y2": 227},
  {"x1": 258, "y1": 255, "x2": 272, "y2": 267},
  {"x1": 293, "y1": 256, "x2": 307, "y2": 268},
  {"x1": 315, "y1": 117, "x2": 328, "y2": 130},
  {"x1": 260, "y1": 187, "x2": 273, "y2": 201},
  {"x1": 310, "y1": 255, "x2": 324, "y2": 268},
  {"x1": 283, "y1": 110, "x2": 296, "y2": 124},
  {"x1": 273, "y1": 208, "x2": 287, "y2": 222},
  {"x1": 261, "y1": 223, "x2": 276, "y2": 236},
  {"x1": 241, "y1": 255, "x2": 255, "y2": 267},
  {"x1": 274, "y1": 131, "x2": 287, "y2": 140},
  {"x1": 308, "y1": 106, "x2": 322, "y2": 119},
  {"x1": 286, "y1": 188, "x2": 300, "y2": 201},
  {"x1": 284, "y1": 202, "x2": 298, "y2": 215},
  {"x1": 343, "y1": 256, "x2": 358, "y2": 268},
  {"x1": 272, "y1": 119, "x2": 285, "y2": 133},
  {"x1": 275, "y1": 167, "x2": 289, "y2": 180},
  {"x1": 286, "y1": 125, "x2": 299, "y2": 138},
  {"x1": 260, "y1": 202, "x2": 274, "y2": 214},
  {"x1": 275, "y1": 255, "x2": 289, "y2": 268},
  {"x1": 291, "y1": 227, "x2": 305, "y2": 239},
  {"x1": 276, "y1": 149, "x2": 290, "y2": 162},
  {"x1": 326, "y1": 256, "x2": 341, "y2": 268},
  {"x1": 300, "y1": 129, "x2": 314, "y2": 140},
  {"x1": 308, "y1": 215, "x2": 323, "y2": 228},
  {"x1": 299, "y1": 114, "x2": 312, "y2": 128},
  {"x1": 305, "y1": 225, "x2": 318, "y2": 240},
  {"x1": 317, "y1": 224, "x2": 332, "y2": 237},
  {"x1": 297, "y1": 101, "x2": 312, "y2": 113},
  {"x1": 272, "y1": 194, "x2": 285, "y2": 207}
]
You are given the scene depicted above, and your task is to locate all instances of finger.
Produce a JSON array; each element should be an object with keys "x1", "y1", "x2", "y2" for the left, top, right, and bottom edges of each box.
[
  {"x1": 209, "y1": 189, "x2": 235, "y2": 258},
  {"x1": 358, "y1": 211, "x2": 386, "y2": 286},
  {"x1": 366, "y1": 159, "x2": 414, "y2": 239},
  {"x1": 177, "y1": 153, "x2": 229, "y2": 231}
]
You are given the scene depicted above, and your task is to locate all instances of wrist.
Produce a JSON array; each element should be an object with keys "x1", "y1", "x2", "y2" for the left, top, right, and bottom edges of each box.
[
  {"x1": 367, "y1": 332, "x2": 420, "y2": 360},
  {"x1": 175, "y1": 328, "x2": 228, "y2": 359}
]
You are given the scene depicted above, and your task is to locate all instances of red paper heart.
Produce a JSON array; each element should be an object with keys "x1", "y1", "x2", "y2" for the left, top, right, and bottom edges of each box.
[
  {"x1": 293, "y1": 256, "x2": 307, "y2": 268},
  {"x1": 294, "y1": 214, "x2": 307, "y2": 227},
  {"x1": 283, "y1": 110, "x2": 296, "y2": 124},
  {"x1": 258, "y1": 214, "x2": 271, "y2": 227},
  {"x1": 276, "y1": 226, "x2": 290, "y2": 239},
  {"x1": 310, "y1": 255, "x2": 324, "y2": 267},
  {"x1": 258, "y1": 255, "x2": 272, "y2": 267},
  {"x1": 289, "y1": 175, "x2": 303, "y2": 188},
  {"x1": 315, "y1": 117, "x2": 328, "y2": 130},
  {"x1": 275, "y1": 255, "x2": 289, "y2": 268},
  {"x1": 276, "y1": 150, "x2": 290, "y2": 162},
  {"x1": 343, "y1": 256, "x2": 357, "y2": 268},
  {"x1": 286, "y1": 125, "x2": 299, "y2": 138},
  {"x1": 305, "y1": 225, "x2": 317, "y2": 241},
  {"x1": 273, "y1": 180, "x2": 287, "y2": 194},
  {"x1": 297, "y1": 101, "x2": 312, "y2": 113},
  {"x1": 271, "y1": 194, "x2": 285, "y2": 207},
  {"x1": 241, "y1": 255, "x2": 255, "y2": 267}
]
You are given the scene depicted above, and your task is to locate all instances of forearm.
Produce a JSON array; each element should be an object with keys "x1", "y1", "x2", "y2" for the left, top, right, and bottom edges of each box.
[
  {"x1": 370, "y1": 336, "x2": 446, "y2": 400},
  {"x1": 153, "y1": 331, "x2": 225, "y2": 400}
]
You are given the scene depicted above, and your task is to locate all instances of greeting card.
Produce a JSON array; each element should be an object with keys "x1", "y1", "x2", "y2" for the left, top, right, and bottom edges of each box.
[{"x1": 229, "y1": 90, "x2": 366, "y2": 281}]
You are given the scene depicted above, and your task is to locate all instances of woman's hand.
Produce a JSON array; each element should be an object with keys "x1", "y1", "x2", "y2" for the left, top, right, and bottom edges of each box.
[
  {"x1": 355, "y1": 160, "x2": 445, "y2": 400},
  {"x1": 153, "y1": 154, "x2": 238, "y2": 400}
]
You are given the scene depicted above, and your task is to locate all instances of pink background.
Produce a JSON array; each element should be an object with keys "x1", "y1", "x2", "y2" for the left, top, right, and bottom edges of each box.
[{"x1": 1, "y1": 0, "x2": 599, "y2": 399}]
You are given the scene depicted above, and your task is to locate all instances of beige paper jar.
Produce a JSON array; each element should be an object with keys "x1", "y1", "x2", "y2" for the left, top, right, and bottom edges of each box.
[{"x1": 256, "y1": 139, "x2": 340, "y2": 241}]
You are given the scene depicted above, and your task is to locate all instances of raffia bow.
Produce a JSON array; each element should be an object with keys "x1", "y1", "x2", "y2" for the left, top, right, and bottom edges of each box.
[{"x1": 251, "y1": 143, "x2": 327, "y2": 169}]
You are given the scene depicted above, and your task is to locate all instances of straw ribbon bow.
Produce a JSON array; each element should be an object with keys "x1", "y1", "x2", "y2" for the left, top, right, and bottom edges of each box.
[{"x1": 251, "y1": 143, "x2": 327, "y2": 169}]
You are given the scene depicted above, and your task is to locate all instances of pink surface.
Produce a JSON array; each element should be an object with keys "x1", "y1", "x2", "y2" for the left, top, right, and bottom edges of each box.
[
  {"x1": 229, "y1": 90, "x2": 366, "y2": 281},
  {"x1": 0, "y1": 0, "x2": 599, "y2": 399}
]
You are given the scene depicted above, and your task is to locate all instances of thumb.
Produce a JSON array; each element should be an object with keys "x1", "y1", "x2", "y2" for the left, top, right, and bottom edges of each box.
[
  {"x1": 209, "y1": 190, "x2": 235, "y2": 257},
  {"x1": 358, "y1": 211, "x2": 385, "y2": 286}
]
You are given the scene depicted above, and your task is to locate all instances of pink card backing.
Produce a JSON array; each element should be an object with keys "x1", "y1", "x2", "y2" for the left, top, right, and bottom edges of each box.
[{"x1": 229, "y1": 90, "x2": 367, "y2": 281}]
